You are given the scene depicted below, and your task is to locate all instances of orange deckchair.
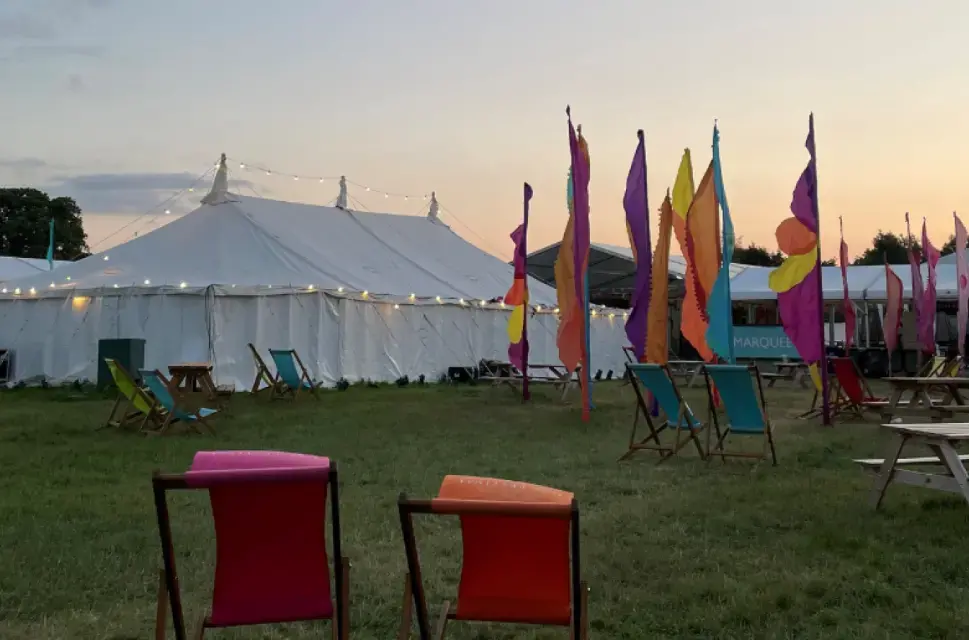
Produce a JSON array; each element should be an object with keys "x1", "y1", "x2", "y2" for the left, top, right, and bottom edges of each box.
[
  {"x1": 153, "y1": 450, "x2": 349, "y2": 639},
  {"x1": 398, "y1": 475, "x2": 587, "y2": 639}
]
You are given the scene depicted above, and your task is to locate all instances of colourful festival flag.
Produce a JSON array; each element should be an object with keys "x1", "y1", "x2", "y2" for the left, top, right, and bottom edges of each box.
[
  {"x1": 920, "y1": 219, "x2": 940, "y2": 354},
  {"x1": 683, "y1": 162, "x2": 718, "y2": 361},
  {"x1": 770, "y1": 114, "x2": 827, "y2": 422},
  {"x1": 884, "y1": 259, "x2": 904, "y2": 358},
  {"x1": 905, "y1": 212, "x2": 924, "y2": 345},
  {"x1": 706, "y1": 123, "x2": 735, "y2": 362},
  {"x1": 623, "y1": 131, "x2": 651, "y2": 362},
  {"x1": 646, "y1": 192, "x2": 673, "y2": 364},
  {"x1": 46, "y1": 218, "x2": 55, "y2": 271},
  {"x1": 838, "y1": 217, "x2": 856, "y2": 351},
  {"x1": 506, "y1": 183, "x2": 533, "y2": 401},
  {"x1": 956, "y1": 212, "x2": 969, "y2": 359}
]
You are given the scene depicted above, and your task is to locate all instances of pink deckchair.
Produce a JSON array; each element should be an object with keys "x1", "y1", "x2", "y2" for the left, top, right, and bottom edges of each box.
[{"x1": 152, "y1": 450, "x2": 348, "y2": 639}]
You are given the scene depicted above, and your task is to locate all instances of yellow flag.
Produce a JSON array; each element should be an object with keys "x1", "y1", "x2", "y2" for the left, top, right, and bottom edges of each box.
[
  {"x1": 671, "y1": 149, "x2": 695, "y2": 219},
  {"x1": 768, "y1": 247, "x2": 818, "y2": 294}
]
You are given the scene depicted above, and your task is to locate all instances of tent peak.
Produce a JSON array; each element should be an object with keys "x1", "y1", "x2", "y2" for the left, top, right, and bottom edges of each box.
[
  {"x1": 336, "y1": 176, "x2": 348, "y2": 209},
  {"x1": 201, "y1": 153, "x2": 237, "y2": 206},
  {"x1": 428, "y1": 191, "x2": 439, "y2": 222}
]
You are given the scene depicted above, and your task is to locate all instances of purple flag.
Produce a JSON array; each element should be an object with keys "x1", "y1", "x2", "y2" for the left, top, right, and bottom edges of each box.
[
  {"x1": 776, "y1": 116, "x2": 823, "y2": 363},
  {"x1": 920, "y1": 219, "x2": 940, "y2": 353},
  {"x1": 623, "y1": 131, "x2": 651, "y2": 361}
]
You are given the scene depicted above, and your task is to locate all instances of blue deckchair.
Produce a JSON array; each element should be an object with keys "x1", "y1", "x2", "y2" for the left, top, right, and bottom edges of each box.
[
  {"x1": 620, "y1": 363, "x2": 706, "y2": 462},
  {"x1": 140, "y1": 369, "x2": 219, "y2": 435},
  {"x1": 702, "y1": 364, "x2": 777, "y2": 465},
  {"x1": 269, "y1": 349, "x2": 322, "y2": 400}
]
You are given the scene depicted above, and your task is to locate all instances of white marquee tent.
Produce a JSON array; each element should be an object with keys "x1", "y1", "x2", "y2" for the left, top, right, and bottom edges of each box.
[
  {"x1": 0, "y1": 164, "x2": 626, "y2": 388},
  {"x1": 0, "y1": 256, "x2": 68, "y2": 286}
]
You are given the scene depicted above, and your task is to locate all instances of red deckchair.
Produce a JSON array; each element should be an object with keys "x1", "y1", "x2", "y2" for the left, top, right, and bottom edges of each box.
[
  {"x1": 398, "y1": 475, "x2": 587, "y2": 639},
  {"x1": 830, "y1": 357, "x2": 892, "y2": 419},
  {"x1": 152, "y1": 450, "x2": 348, "y2": 640}
]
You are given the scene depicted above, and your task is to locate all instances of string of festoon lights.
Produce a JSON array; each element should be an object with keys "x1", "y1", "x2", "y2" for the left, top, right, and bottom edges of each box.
[{"x1": 2, "y1": 154, "x2": 627, "y2": 321}]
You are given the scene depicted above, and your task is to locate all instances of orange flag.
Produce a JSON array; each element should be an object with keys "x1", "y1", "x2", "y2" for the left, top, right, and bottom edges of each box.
[
  {"x1": 646, "y1": 191, "x2": 673, "y2": 363},
  {"x1": 679, "y1": 161, "x2": 717, "y2": 362}
]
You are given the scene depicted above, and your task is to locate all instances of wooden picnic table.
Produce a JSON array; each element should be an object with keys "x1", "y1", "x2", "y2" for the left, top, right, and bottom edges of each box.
[
  {"x1": 765, "y1": 362, "x2": 810, "y2": 389},
  {"x1": 480, "y1": 361, "x2": 579, "y2": 401},
  {"x1": 856, "y1": 423, "x2": 969, "y2": 509},
  {"x1": 168, "y1": 362, "x2": 219, "y2": 398},
  {"x1": 879, "y1": 376, "x2": 969, "y2": 422}
]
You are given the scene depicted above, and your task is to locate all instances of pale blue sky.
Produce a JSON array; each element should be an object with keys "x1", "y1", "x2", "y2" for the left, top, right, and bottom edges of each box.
[{"x1": 1, "y1": 0, "x2": 967, "y2": 259}]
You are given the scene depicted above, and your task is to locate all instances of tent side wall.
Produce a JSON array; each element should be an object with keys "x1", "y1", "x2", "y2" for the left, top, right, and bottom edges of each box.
[{"x1": 0, "y1": 291, "x2": 627, "y2": 388}]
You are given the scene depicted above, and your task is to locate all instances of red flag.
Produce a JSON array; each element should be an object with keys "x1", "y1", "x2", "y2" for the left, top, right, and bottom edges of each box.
[{"x1": 838, "y1": 217, "x2": 856, "y2": 351}]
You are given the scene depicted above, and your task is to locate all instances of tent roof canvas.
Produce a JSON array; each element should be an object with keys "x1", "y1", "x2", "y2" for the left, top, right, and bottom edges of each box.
[
  {"x1": 0, "y1": 256, "x2": 68, "y2": 285},
  {"x1": 4, "y1": 194, "x2": 558, "y2": 305}
]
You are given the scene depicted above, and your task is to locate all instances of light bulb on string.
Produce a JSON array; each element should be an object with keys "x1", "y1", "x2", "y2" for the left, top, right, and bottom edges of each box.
[
  {"x1": 338, "y1": 286, "x2": 345, "y2": 293},
  {"x1": 435, "y1": 296, "x2": 442, "y2": 303},
  {"x1": 394, "y1": 303, "x2": 400, "y2": 310},
  {"x1": 144, "y1": 279, "x2": 151, "y2": 285},
  {"x1": 164, "y1": 209, "x2": 171, "y2": 215},
  {"x1": 239, "y1": 163, "x2": 246, "y2": 169}
]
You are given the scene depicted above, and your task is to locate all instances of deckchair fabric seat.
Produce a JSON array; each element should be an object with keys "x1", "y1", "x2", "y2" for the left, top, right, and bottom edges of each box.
[
  {"x1": 140, "y1": 369, "x2": 220, "y2": 434},
  {"x1": 702, "y1": 364, "x2": 777, "y2": 465},
  {"x1": 398, "y1": 475, "x2": 585, "y2": 639},
  {"x1": 620, "y1": 363, "x2": 706, "y2": 462},
  {"x1": 153, "y1": 450, "x2": 347, "y2": 639},
  {"x1": 269, "y1": 349, "x2": 322, "y2": 399}
]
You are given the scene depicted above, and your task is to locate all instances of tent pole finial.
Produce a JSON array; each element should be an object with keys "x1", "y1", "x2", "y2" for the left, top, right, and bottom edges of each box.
[
  {"x1": 201, "y1": 152, "x2": 233, "y2": 205},
  {"x1": 428, "y1": 191, "x2": 439, "y2": 222},
  {"x1": 336, "y1": 176, "x2": 348, "y2": 209}
]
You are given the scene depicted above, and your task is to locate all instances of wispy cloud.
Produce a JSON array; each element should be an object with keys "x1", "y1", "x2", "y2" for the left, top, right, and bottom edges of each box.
[
  {"x1": 48, "y1": 171, "x2": 254, "y2": 214},
  {"x1": 0, "y1": 158, "x2": 50, "y2": 170}
]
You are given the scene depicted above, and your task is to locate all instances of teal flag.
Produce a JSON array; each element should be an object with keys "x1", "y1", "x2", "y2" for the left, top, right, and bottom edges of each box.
[
  {"x1": 705, "y1": 124, "x2": 735, "y2": 362},
  {"x1": 46, "y1": 218, "x2": 54, "y2": 270}
]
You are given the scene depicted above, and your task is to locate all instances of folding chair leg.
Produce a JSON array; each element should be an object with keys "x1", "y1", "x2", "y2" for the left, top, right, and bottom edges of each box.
[
  {"x1": 433, "y1": 601, "x2": 451, "y2": 640},
  {"x1": 766, "y1": 428, "x2": 778, "y2": 466},
  {"x1": 193, "y1": 614, "x2": 206, "y2": 639},
  {"x1": 101, "y1": 395, "x2": 125, "y2": 430},
  {"x1": 571, "y1": 580, "x2": 589, "y2": 640},
  {"x1": 398, "y1": 573, "x2": 413, "y2": 640},
  {"x1": 339, "y1": 556, "x2": 350, "y2": 640},
  {"x1": 155, "y1": 568, "x2": 168, "y2": 640}
]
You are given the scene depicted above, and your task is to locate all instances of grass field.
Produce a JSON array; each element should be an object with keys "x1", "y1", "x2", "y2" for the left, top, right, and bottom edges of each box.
[{"x1": 2, "y1": 380, "x2": 969, "y2": 639}]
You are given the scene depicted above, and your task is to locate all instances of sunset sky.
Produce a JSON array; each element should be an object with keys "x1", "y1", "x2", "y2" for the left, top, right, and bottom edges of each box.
[{"x1": 1, "y1": 0, "x2": 967, "y2": 261}]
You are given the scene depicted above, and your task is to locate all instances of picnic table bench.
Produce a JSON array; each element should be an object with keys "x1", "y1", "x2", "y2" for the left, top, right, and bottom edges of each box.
[
  {"x1": 879, "y1": 376, "x2": 969, "y2": 423},
  {"x1": 479, "y1": 361, "x2": 579, "y2": 400},
  {"x1": 763, "y1": 361, "x2": 810, "y2": 389},
  {"x1": 855, "y1": 423, "x2": 969, "y2": 509}
]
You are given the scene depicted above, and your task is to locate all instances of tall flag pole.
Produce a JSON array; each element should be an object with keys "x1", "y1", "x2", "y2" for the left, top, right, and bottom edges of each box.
[
  {"x1": 920, "y1": 218, "x2": 940, "y2": 355},
  {"x1": 506, "y1": 183, "x2": 533, "y2": 401},
  {"x1": 955, "y1": 212, "x2": 969, "y2": 360},
  {"x1": 623, "y1": 130, "x2": 651, "y2": 361},
  {"x1": 646, "y1": 191, "x2": 674, "y2": 364},
  {"x1": 883, "y1": 254, "x2": 904, "y2": 367},
  {"x1": 838, "y1": 217, "x2": 856, "y2": 351},
  {"x1": 556, "y1": 106, "x2": 592, "y2": 420},
  {"x1": 46, "y1": 218, "x2": 55, "y2": 271},
  {"x1": 706, "y1": 121, "x2": 735, "y2": 363},
  {"x1": 769, "y1": 113, "x2": 829, "y2": 424}
]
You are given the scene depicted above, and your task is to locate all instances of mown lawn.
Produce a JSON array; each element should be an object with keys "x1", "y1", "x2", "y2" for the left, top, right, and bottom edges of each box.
[{"x1": 1, "y1": 380, "x2": 969, "y2": 639}]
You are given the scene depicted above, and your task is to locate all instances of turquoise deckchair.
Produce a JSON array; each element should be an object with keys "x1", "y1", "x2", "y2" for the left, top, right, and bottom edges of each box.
[
  {"x1": 140, "y1": 369, "x2": 219, "y2": 434},
  {"x1": 620, "y1": 363, "x2": 706, "y2": 462},
  {"x1": 702, "y1": 364, "x2": 777, "y2": 466},
  {"x1": 269, "y1": 349, "x2": 323, "y2": 400}
]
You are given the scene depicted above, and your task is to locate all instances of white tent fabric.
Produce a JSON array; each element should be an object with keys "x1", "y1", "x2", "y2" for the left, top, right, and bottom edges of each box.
[
  {"x1": 729, "y1": 263, "x2": 958, "y2": 302},
  {"x1": 0, "y1": 257, "x2": 68, "y2": 286},
  {"x1": 0, "y1": 191, "x2": 627, "y2": 388},
  {"x1": 589, "y1": 243, "x2": 751, "y2": 279}
]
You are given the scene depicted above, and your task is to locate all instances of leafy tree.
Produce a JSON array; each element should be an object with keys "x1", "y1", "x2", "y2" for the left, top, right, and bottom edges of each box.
[
  {"x1": 821, "y1": 258, "x2": 836, "y2": 266},
  {"x1": 0, "y1": 188, "x2": 87, "y2": 260},
  {"x1": 732, "y1": 242, "x2": 784, "y2": 267},
  {"x1": 852, "y1": 231, "x2": 917, "y2": 266},
  {"x1": 941, "y1": 234, "x2": 958, "y2": 256}
]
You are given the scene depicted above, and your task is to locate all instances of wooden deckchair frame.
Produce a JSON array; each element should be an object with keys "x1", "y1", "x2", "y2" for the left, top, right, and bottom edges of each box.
[
  {"x1": 702, "y1": 363, "x2": 778, "y2": 466},
  {"x1": 100, "y1": 359, "x2": 167, "y2": 433},
  {"x1": 152, "y1": 464, "x2": 349, "y2": 640},
  {"x1": 619, "y1": 363, "x2": 706, "y2": 463},
  {"x1": 141, "y1": 369, "x2": 217, "y2": 435},
  {"x1": 269, "y1": 349, "x2": 323, "y2": 400},
  {"x1": 397, "y1": 495, "x2": 587, "y2": 640},
  {"x1": 247, "y1": 343, "x2": 277, "y2": 395}
]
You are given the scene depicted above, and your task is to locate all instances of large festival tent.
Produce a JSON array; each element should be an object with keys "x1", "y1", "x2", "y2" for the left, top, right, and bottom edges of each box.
[
  {"x1": 0, "y1": 166, "x2": 626, "y2": 388},
  {"x1": 0, "y1": 257, "x2": 68, "y2": 287}
]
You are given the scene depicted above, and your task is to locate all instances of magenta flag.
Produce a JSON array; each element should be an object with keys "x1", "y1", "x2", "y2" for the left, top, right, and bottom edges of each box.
[
  {"x1": 623, "y1": 131, "x2": 651, "y2": 361},
  {"x1": 506, "y1": 183, "x2": 533, "y2": 400},
  {"x1": 905, "y1": 212, "x2": 924, "y2": 343},
  {"x1": 956, "y1": 213, "x2": 969, "y2": 359},
  {"x1": 838, "y1": 217, "x2": 856, "y2": 351},
  {"x1": 776, "y1": 116, "x2": 822, "y2": 363},
  {"x1": 884, "y1": 263, "x2": 904, "y2": 357},
  {"x1": 919, "y1": 219, "x2": 940, "y2": 353}
]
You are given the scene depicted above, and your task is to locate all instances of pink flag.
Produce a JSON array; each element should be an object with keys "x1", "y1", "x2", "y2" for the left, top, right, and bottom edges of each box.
[
  {"x1": 920, "y1": 219, "x2": 940, "y2": 354},
  {"x1": 838, "y1": 217, "x2": 856, "y2": 351},
  {"x1": 955, "y1": 212, "x2": 969, "y2": 359},
  {"x1": 905, "y1": 212, "x2": 924, "y2": 344},
  {"x1": 884, "y1": 262, "x2": 904, "y2": 358}
]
